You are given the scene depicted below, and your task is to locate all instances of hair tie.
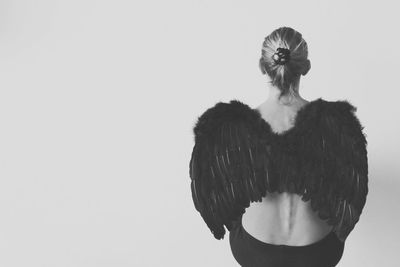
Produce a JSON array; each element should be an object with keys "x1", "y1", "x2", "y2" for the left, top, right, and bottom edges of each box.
[{"x1": 272, "y1": 47, "x2": 291, "y2": 65}]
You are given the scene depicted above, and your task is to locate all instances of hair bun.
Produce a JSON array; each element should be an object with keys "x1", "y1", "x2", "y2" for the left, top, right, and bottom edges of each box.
[{"x1": 272, "y1": 47, "x2": 291, "y2": 65}]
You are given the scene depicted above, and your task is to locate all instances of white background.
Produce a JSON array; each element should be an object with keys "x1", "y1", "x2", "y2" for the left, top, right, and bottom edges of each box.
[{"x1": 0, "y1": 0, "x2": 399, "y2": 266}]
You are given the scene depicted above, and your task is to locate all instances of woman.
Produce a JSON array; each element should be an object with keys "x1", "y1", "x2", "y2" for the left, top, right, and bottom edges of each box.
[{"x1": 189, "y1": 27, "x2": 368, "y2": 267}]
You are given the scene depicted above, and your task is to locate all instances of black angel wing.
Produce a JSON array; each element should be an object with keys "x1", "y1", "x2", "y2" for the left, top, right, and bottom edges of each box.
[
  {"x1": 189, "y1": 100, "x2": 274, "y2": 240},
  {"x1": 299, "y1": 100, "x2": 368, "y2": 242},
  {"x1": 189, "y1": 98, "x2": 368, "y2": 242}
]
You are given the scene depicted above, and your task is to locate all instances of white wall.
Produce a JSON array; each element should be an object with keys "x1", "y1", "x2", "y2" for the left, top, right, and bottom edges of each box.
[{"x1": 0, "y1": 0, "x2": 398, "y2": 266}]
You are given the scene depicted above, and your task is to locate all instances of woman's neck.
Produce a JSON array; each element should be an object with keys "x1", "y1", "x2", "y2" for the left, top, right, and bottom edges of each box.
[{"x1": 262, "y1": 85, "x2": 308, "y2": 109}]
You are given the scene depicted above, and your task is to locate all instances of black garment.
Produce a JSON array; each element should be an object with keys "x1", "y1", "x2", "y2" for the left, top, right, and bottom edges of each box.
[
  {"x1": 229, "y1": 215, "x2": 345, "y2": 267},
  {"x1": 189, "y1": 98, "x2": 368, "y2": 242}
]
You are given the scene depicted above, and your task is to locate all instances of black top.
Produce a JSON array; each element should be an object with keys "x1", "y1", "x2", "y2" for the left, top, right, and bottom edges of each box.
[{"x1": 189, "y1": 98, "x2": 368, "y2": 242}]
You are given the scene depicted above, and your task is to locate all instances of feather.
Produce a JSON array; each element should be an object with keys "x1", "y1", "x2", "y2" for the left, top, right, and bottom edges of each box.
[{"x1": 189, "y1": 98, "x2": 368, "y2": 241}]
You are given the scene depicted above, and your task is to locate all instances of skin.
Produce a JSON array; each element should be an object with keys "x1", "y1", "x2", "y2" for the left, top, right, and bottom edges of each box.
[{"x1": 241, "y1": 75, "x2": 334, "y2": 246}]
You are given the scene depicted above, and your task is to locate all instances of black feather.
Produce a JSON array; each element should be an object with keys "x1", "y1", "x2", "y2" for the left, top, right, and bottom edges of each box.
[{"x1": 189, "y1": 98, "x2": 368, "y2": 242}]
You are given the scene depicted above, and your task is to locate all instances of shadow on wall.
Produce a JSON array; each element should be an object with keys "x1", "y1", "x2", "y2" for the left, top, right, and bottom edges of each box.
[{"x1": 341, "y1": 161, "x2": 400, "y2": 267}]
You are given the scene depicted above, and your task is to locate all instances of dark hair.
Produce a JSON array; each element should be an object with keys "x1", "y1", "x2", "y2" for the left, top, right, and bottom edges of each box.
[{"x1": 259, "y1": 27, "x2": 311, "y2": 99}]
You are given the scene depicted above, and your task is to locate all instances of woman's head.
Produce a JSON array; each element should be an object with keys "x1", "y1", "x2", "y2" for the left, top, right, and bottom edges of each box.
[{"x1": 259, "y1": 27, "x2": 311, "y2": 100}]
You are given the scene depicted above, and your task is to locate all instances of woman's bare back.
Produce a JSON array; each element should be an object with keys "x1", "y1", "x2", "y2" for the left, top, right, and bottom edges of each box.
[
  {"x1": 242, "y1": 100, "x2": 334, "y2": 246},
  {"x1": 242, "y1": 192, "x2": 334, "y2": 246}
]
